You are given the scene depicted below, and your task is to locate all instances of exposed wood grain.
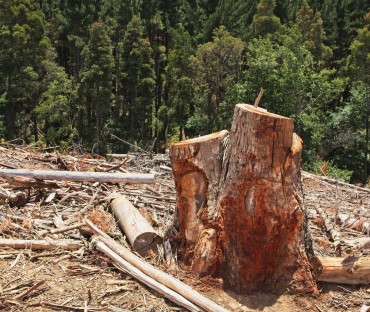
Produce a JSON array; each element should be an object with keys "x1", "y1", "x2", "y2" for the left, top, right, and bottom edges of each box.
[
  {"x1": 311, "y1": 256, "x2": 370, "y2": 284},
  {"x1": 0, "y1": 239, "x2": 83, "y2": 250}
]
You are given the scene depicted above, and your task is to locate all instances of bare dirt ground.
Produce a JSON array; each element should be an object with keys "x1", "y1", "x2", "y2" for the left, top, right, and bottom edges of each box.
[{"x1": 0, "y1": 144, "x2": 369, "y2": 311}]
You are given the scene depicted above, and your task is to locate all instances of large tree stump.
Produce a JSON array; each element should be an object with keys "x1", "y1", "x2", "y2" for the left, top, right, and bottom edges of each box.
[{"x1": 170, "y1": 104, "x2": 317, "y2": 294}]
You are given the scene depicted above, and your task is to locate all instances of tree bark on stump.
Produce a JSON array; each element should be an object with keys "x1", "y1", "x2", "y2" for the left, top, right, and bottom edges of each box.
[{"x1": 170, "y1": 104, "x2": 317, "y2": 294}]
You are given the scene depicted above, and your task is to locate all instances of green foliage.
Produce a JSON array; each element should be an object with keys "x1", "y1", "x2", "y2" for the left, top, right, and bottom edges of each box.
[
  {"x1": 0, "y1": 0, "x2": 53, "y2": 140},
  {"x1": 78, "y1": 21, "x2": 114, "y2": 153},
  {"x1": 296, "y1": 2, "x2": 332, "y2": 63},
  {"x1": 117, "y1": 15, "x2": 156, "y2": 147},
  {"x1": 35, "y1": 63, "x2": 77, "y2": 145},
  {"x1": 188, "y1": 26, "x2": 245, "y2": 134},
  {"x1": 304, "y1": 159, "x2": 353, "y2": 182},
  {"x1": 243, "y1": 32, "x2": 344, "y2": 162},
  {"x1": 250, "y1": 0, "x2": 283, "y2": 38}
]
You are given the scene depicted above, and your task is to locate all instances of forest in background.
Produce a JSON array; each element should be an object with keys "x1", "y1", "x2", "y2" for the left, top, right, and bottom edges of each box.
[{"x1": 0, "y1": 0, "x2": 369, "y2": 182}]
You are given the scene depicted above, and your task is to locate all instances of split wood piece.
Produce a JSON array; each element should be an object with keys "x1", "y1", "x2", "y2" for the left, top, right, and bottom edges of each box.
[
  {"x1": 302, "y1": 171, "x2": 370, "y2": 194},
  {"x1": 6, "y1": 176, "x2": 59, "y2": 189},
  {"x1": 110, "y1": 196, "x2": 162, "y2": 256},
  {"x1": 96, "y1": 240, "x2": 201, "y2": 312},
  {"x1": 0, "y1": 239, "x2": 83, "y2": 250},
  {"x1": 315, "y1": 206, "x2": 342, "y2": 244},
  {"x1": 170, "y1": 104, "x2": 317, "y2": 294},
  {"x1": 0, "y1": 169, "x2": 155, "y2": 184},
  {"x1": 86, "y1": 219, "x2": 227, "y2": 312},
  {"x1": 311, "y1": 256, "x2": 370, "y2": 284},
  {"x1": 0, "y1": 187, "x2": 27, "y2": 206}
]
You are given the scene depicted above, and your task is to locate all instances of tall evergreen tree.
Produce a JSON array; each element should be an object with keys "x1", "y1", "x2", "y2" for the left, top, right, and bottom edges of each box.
[
  {"x1": 78, "y1": 21, "x2": 114, "y2": 153},
  {"x1": 250, "y1": 0, "x2": 282, "y2": 38},
  {"x1": 163, "y1": 24, "x2": 196, "y2": 144},
  {"x1": 119, "y1": 15, "x2": 156, "y2": 146},
  {"x1": 296, "y1": 1, "x2": 332, "y2": 63}
]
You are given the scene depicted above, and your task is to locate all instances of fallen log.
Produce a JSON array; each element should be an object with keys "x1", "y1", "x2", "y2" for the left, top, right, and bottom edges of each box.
[
  {"x1": 110, "y1": 196, "x2": 162, "y2": 256},
  {"x1": 86, "y1": 219, "x2": 227, "y2": 312},
  {"x1": 0, "y1": 239, "x2": 83, "y2": 250},
  {"x1": 95, "y1": 240, "x2": 201, "y2": 312},
  {"x1": 311, "y1": 256, "x2": 370, "y2": 284},
  {"x1": 170, "y1": 104, "x2": 316, "y2": 294},
  {"x1": 0, "y1": 169, "x2": 155, "y2": 184}
]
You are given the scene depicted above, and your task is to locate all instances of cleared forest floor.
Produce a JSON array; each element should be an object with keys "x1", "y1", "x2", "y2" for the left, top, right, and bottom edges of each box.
[{"x1": 0, "y1": 144, "x2": 369, "y2": 311}]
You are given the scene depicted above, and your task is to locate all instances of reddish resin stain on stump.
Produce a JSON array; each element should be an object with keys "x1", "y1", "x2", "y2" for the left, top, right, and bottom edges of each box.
[{"x1": 220, "y1": 185, "x2": 304, "y2": 292}]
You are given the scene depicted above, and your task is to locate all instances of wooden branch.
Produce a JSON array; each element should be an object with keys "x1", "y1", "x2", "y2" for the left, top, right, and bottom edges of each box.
[
  {"x1": 302, "y1": 171, "x2": 370, "y2": 194},
  {"x1": 86, "y1": 219, "x2": 227, "y2": 312},
  {"x1": 6, "y1": 176, "x2": 59, "y2": 188},
  {"x1": 110, "y1": 134, "x2": 149, "y2": 154},
  {"x1": 311, "y1": 256, "x2": 370, "y2": 284},
  {"x1": 15, "y1": 280, "x2": 46, "y2": 300},
  {"x1": 0, "y1": 239, "x2": 83, "y2": 250},
  {"x1": 39, "y1": 222, "x2": 85, "y2": 237},
  {"x1": 96, "y1": 240, "x2": 201, "y2": 312},
  {"x1": 144, "y1": 184, "x2": 162, "y2": 196},
  {"x1": 110, "y1": 196, "x2": 162, "y2": 256},
  {"x1": 0, "y1": 169, "x2": 155, "y2": 184},
  {"x1": 159, "y1": 165, "x2": 172, "y2": 172}
]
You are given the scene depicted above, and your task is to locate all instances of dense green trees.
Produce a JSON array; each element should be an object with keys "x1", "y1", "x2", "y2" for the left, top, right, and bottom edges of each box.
[
  {"x1": 0, "y1": 0, "x2": 369, "y2": 183},
  {"x1": 79, "y1": 21, "x2": 114, "y2": 153},
  {"x1": 188, "y1": 26, "x2": 245, "y2": 134},
  {"x1": 0, "y1": 0, "x2": 52, "y2": 140}
]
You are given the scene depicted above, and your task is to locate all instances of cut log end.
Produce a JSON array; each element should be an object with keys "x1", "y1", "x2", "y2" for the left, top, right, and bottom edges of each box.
[
  {"x1": 236, "y1": 103, "x2": 292, "y2": 120},
  {"x1": 133, "y1": 233, "x2": 163, "y2": 256}
]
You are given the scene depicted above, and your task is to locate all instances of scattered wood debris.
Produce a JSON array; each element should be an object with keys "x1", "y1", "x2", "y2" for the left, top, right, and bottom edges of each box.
[{"x1": 0, "y1": 144, "x2": 370, "y2": 311}]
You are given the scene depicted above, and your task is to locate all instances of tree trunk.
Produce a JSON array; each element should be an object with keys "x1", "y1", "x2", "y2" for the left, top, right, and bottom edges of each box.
[{"x1": 170, "y1": 104, "x2": 317, "y2": 294}]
